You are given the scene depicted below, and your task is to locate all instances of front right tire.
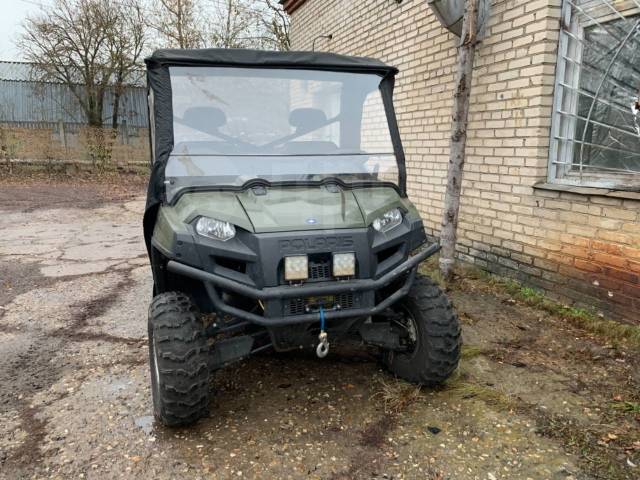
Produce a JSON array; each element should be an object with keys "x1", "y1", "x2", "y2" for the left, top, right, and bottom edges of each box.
[
  {"x1": 383, "y1": 274, "x2": 461, "y2": 385},
  {"x1": 148, "y1": 292, "x2": 210, "y2": 426}
]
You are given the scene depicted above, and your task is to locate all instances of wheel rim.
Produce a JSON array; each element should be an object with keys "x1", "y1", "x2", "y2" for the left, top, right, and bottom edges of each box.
[
  {"x1": 393, "y1": 304, "x2": 420, "y2": 358},
  {"x1": 151, "y1": 335, "x2": 161, "y2": 390}
]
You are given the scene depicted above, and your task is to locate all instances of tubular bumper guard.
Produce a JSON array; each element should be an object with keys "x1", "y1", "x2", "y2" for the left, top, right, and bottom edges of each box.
[{"x1": 167, "y1": 243, "x2": 440, "y2": 326}]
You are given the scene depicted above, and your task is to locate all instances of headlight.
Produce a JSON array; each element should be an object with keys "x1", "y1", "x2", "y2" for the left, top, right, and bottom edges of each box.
[
  {"x1": 195, "y1": 216, "x2": 236, "y2": 241},
  {"x1": 333, "y1": 252, "x2": 356, "y2": 277},
  {"x1": 284, "y1": 255, "x2": 308, "y2": 281},
  {"x1": 372, "y1": 208, "x2": 402, "y2": 233}
]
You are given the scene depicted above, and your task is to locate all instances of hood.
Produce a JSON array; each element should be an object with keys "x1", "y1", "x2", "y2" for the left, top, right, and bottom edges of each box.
[
  {"x1": 235, "y1": 186, "x2": 365, "y2": 233},
  {"x1": 170, "y1": 185, "x2": 408, "y2": 234}
]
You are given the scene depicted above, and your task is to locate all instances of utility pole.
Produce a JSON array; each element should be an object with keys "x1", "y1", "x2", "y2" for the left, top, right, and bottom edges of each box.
[{"x1": 439, "y1": 0, "x2": 480, "y2": 281}]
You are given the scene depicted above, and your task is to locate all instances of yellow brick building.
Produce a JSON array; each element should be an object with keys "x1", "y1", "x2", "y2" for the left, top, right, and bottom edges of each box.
[{"x1": 282, "y1": 0, "x2": 640, "y2": 322}]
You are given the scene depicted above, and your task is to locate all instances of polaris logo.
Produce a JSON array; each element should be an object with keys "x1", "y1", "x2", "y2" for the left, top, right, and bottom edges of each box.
[{"x1": 279, "y1": 236, "x2": 354, "y2": 252}]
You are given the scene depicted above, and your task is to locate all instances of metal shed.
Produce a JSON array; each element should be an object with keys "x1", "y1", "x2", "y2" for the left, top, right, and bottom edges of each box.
[{"x1": 0, "y1": 61, "x2": 149, "y2": 128}]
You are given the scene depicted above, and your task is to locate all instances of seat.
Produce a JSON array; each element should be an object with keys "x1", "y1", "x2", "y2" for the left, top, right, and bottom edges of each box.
[
  {"x1": 283, "y1": 108, "x2": 338, "y2": 154},
  {"x1": 182, "y1": 106, "x2": 227, "y2": 135},
  {"x1": 289, "y1": 108, "x2": 327, "y2": 133}
]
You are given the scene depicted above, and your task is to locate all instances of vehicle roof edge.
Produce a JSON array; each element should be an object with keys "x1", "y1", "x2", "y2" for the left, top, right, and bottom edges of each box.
[{"x1": 144, "y1": 48, "x2": 398, "y2": 75}]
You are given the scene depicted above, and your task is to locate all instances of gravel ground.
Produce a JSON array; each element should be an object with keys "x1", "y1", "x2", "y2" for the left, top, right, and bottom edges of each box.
[{"x1": 0, "y1": 181, "x2": 638, "y2": 480}]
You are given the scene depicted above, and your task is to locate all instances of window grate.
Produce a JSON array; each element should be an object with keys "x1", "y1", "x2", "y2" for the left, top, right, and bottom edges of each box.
[{"x1": 549, "y1": 0, "x2": 640, "y2": 188}]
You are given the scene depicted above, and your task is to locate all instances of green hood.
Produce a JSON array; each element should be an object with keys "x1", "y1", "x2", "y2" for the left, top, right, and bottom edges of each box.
[
  {"x1": 235, "y1": 187, "x2": 365, "y2": 232},
  {"x1": 160, "y1": 186, "x2": 415, "y2": 235}
]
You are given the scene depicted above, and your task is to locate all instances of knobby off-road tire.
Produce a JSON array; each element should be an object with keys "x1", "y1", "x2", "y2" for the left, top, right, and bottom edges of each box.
[
  {"x1": 148, "y1": 292, "x2": 210, "y2": 426},
  {"x1": 384, "y1": 274, "x2": 461, "y2": 385}
]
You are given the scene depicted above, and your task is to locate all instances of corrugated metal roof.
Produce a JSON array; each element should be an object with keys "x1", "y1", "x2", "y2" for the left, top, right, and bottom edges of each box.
[
  {"x1": 0, "y1": 62, "x2": 148, "y2": 126},
  {"x1": 0, "y1": 61, "x2": 145, "y2": 86},
  {"x1": 0, "y1": 61, "x2": 37, "y2": 82}
]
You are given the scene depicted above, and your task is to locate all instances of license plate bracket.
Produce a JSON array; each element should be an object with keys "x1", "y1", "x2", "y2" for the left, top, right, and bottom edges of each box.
[{"x1": 305, "y1": 295, "x2": 336, "y2": 312}]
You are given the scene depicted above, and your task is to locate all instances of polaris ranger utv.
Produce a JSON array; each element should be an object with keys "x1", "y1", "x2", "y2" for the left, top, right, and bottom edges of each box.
[{"x1": 143, "y1": 49, "x2": 461, "y2": 426}]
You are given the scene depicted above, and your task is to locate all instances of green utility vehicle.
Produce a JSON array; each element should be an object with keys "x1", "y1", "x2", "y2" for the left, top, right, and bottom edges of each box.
[{"x1": 143, "y1": 49, "x2": 461, "y2": 426}]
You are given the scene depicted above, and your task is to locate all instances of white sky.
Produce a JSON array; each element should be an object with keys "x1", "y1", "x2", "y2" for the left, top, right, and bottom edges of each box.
[{"x1": 0, "y1": 0, "x2": 52, "y2": 61}]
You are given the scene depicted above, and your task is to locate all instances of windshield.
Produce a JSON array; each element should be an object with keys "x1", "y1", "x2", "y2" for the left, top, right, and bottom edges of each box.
[{"x1": 165, "y1": 66, "x2": 398, "y2": 198}]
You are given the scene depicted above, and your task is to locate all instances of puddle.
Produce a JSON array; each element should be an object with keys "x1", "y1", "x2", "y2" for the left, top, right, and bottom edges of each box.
[
  {"x1": 134, "y1": 415, "x2": 155, "y2": 435},
  {"x1": 107, "y1": 380, "x2": 130, "y2": 393}
]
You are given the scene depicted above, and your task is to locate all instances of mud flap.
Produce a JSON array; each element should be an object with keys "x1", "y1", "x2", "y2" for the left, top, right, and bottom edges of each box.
[
  {"x1": 359, "y1": 322, "x2": 403, "y2": 350},
  {"x1": 209, "y1": 335, "x2": 254, "y2": 370}
]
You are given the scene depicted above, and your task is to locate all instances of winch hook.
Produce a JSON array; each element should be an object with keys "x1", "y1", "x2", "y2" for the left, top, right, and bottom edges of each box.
[{"x1": 316, "y1": 306, "x2": 330, "y2": 358}]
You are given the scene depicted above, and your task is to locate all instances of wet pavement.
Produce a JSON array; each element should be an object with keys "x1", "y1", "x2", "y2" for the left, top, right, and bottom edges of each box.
[{"x1": 0, "y1": 182, "x2": 638, "y2": 479}]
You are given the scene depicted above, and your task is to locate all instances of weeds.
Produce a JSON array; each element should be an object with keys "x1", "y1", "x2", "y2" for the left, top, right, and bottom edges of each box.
[
  {"x1": 420, "y1": 258, "x2": 640, "y2": 349},
  {"x1": 460, "y1": 345, "x2": 486, "y2": 360},
  {"x1": 371, "y1": 377, "x2": 424, "y2": 414},
  {"x1": 505, "y1": 283, "x2": 640, "y2": 349},
  {"x1": 611, "y1": 401, "x2": 640, "y2": 414},
  {"x1": 447, "y1": 381, "x2": 518, "y2": 410}
]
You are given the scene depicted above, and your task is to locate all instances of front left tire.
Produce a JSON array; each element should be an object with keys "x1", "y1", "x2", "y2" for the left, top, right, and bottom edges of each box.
[{"x1": 148, "y1": 292, "x2": 210, "y2": 426}]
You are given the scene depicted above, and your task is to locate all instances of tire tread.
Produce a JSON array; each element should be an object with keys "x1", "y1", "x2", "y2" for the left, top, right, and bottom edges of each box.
[
  {"x1": 385, "y1": 274, "x2": 461, "y2": 385},
  {"x1": 148, "y1": 292, "x2": 210, "y2": 427}
]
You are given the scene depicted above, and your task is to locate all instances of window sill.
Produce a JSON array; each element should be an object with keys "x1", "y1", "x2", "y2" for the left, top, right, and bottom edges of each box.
[{"x1": 533, "y1": 182, "x2": 640, "y2": 200}]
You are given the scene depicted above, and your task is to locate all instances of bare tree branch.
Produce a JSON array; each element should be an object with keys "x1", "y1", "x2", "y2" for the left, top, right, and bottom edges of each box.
[
  {"x1": 148, "y1": 0, "x2": 204, "y2": 48},
  {"x1": 18, "y1": 0, "x2": 147, "y2": 128}
]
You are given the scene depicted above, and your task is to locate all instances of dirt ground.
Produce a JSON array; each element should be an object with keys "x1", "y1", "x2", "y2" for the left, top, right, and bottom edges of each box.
[{"x1": 1, "y1": 180, "x2": 638, "y2": 480}]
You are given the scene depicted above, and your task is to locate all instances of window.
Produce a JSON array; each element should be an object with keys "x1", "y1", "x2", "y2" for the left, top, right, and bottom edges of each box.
[{"x1": 549, "y1": 0, "x2": 640, "y2": 189}]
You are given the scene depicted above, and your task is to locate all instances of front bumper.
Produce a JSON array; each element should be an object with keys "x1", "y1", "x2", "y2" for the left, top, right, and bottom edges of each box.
[{"x1": 166, "y1": 243, "x2": 439, "y2": 326}]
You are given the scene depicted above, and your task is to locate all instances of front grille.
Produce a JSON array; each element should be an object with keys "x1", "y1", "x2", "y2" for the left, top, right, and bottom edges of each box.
[
  {"x1": 284, "y1": 293, "x2": 356, "y2": 316},
  {"x1": 287, "y1": 298, "x2": 306, "y2": 316},
  {"x1": 308, "y1": 257, "x2": 332, "y2": 281},
  {"x1": 336, "y1": 293, "x2": 354, "y2": 309}
]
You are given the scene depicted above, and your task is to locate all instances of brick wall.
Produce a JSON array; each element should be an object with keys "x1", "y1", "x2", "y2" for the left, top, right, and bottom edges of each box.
[{"x1": 286, "y1": 0, "x2": 640, "y2": 322}]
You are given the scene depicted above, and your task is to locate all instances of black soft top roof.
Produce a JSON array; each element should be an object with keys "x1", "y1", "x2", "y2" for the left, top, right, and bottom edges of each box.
[{"x1": 145, "y1": 48, "x2": 398, "y2": 75}]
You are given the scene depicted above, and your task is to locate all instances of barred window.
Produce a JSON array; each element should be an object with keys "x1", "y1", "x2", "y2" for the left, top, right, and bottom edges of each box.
[{"x1": 549, "y1": 0, "x2": 640, "y2": 188}]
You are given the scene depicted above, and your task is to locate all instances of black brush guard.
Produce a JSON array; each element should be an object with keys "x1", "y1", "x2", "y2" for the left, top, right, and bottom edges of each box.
[{"x1": 166, "y1": 243, "x2": 439, "y2": 326}]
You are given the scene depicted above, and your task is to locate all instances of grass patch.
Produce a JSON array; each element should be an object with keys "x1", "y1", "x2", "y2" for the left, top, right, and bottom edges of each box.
[
  {"x1": 611, "y1": 401, "x2": 640, "y2": 414},
  {"x1": 447, "y1": 381, "x2": 518, "y2": 410},
  {"x1": 419, "y1": 256, "x2": 445, "y2": 287},
  {"x1": 420, "y1": 257, "x2": 640, "y2": 349},
  {"x1": 505, "y1": 283, "x2": 640, "y2": 349},
  {"x1": 371, "y1": 377, "x2": 423, "y2": 414},
  {"x1": 460, "y1": 345, "x2": 486, "y2": 360}
]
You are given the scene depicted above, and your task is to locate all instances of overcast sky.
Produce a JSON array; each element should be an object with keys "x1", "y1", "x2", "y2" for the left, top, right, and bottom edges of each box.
[{"x1": 0, "y1": 0, "x2": 52, "y2": 61}]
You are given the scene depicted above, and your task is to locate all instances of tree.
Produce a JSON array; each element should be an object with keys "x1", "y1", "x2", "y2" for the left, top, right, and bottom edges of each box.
[
  {"x1": 20, "y1": 0, "x2": 114, "y2": 127},
  {"x1": 263, "y1": 0, "x2": 290, "y2": 51},
  {"x1": 148, "y1": 0, "x2": 204, "y2": 48},
  {"x1": 147, "y1": 0, "x2": 290, "y2": 51},
  {"x1": 207, "y1": 0, "x2": 258, "y2": 48},
  {"x1": 439, "y1": 0, "x2": 480, "y2": 280},
  {"x1": 109, "y1": 0, "x2": 147, "y2": 130},
  {"x1": 19, "y1": 0, "x2": 147, "y2": 129}
]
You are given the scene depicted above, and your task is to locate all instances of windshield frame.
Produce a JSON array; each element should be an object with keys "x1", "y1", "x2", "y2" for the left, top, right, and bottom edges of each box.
[
  {"x1": 166, "y1": 176, "x2": 404, "y2": 206},
  {"x1": 145, "y1": 54, "x2": 406, "y2": 203}
]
